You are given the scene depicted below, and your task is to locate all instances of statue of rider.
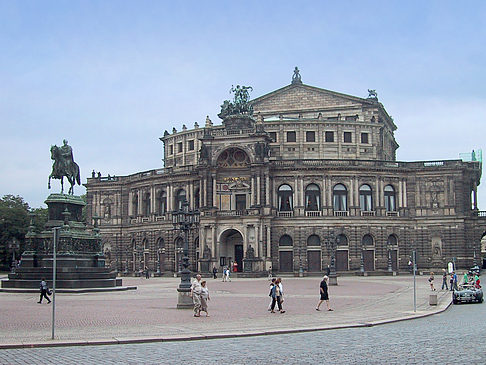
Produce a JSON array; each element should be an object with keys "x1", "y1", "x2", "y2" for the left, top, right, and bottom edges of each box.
[{"x1": 59, "y1": 139, "x2": 74, "y2": 173}]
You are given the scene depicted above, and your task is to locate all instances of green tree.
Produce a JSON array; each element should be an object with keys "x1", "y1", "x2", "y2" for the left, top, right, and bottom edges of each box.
[{"x1": 0, "y1": 195, "x2": 30, "y2": 270}]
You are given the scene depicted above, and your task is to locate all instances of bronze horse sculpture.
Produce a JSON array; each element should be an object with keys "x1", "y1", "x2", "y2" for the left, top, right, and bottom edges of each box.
[{"x1": 48, "y1": 144, "x2": 81, "y2": 195}]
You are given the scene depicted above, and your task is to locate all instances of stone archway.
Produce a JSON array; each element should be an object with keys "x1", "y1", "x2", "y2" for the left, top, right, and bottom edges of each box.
[{"x1": 219, "y1": 229, "x2": 244, "y2": 272}]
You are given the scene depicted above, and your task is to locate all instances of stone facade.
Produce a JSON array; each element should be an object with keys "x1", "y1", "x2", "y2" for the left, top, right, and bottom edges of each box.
[{"x1": 85, "y1": 74, "x2": 486, "y2": 275}]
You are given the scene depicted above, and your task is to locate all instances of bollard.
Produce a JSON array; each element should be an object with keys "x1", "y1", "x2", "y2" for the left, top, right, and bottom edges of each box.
[{"x1": 429, "y1": 293, "x2": 438, "y2": 306}]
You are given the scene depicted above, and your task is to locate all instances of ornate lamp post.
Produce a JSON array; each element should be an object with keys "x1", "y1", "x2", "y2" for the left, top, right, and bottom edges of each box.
[
  {"x1": 326, "y1": 230, "x2": 338, "y2": 285},
  {"x1": 172, "y1": 199, "x2": 199, "y2": 309}
]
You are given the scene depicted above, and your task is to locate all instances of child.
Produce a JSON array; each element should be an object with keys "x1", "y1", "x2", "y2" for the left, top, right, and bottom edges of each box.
[{"x1": 200, "y1": 281, "x2": 210, "y2": 317}]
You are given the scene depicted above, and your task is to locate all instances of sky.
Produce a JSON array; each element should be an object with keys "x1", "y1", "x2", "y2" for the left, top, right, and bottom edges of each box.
[{"x1": 1, "y1": 1, "x2": 485, "y2": 209}]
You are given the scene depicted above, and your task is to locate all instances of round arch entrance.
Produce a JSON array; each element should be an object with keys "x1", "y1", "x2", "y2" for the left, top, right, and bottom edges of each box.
[{"x1": 219, "y1": 229, "x2": 244, "y2": 272}]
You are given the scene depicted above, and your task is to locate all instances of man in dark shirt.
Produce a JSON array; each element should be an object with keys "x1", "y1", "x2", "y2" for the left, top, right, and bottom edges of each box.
[{"x1": 316, "y1": 275, "x2": 333, "y2": 311}]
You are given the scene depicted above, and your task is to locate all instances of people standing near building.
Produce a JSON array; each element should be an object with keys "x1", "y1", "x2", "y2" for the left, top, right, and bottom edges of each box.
[
  {"x1": 270, "y1": 278, "x2": 285, "y2": 313},
  {"x1": 450, "y1": 273, "x2": 454, "y2": 291},
  {"x1": 144, "y1": 266, "x2": 150, "y2": 279},
  {"x1": 316, "y1": 275, "x2": 333, "y2": 311},
  {"x1": 428, "y1": 272, "x2": 436, "y2": 291},
  {"x1": 200, "y1": 281, "x2": 210, "y2": 317},
  {"x1": 453, "y1": 272, "x2": 458, "y2": 290},
  {"x1": 191, "y1": 274, "x2": 202, "y2": 317},
  {"x1": 233, "y1": 261, "x2": 238, "y2": 273},
  {"x1": 277, "y1": 277, "x2": 284, "y2": 306},
  {"x1": 212, "y1": 266, "x2": 218, "y2": 279},
  {"x1": 463, "y1": 271, "x2": 469, "y2": 285},
  {"x1": 441, "y1": 269, "x2": 448, "y2": 290},
  {"x1": 222, "y1": 267, "x2": 227, "y2": 282},
  {"x1": 38, "y1": 278, "x2": 51, "y2": 304},
  {"x1": 268, "y1": 278, "x2": 276, "y2": 311}
]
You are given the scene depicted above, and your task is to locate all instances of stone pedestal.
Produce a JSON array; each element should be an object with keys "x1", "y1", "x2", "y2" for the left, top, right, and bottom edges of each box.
[
  {"x1": 177, "y1": 288, "x2": 194, "y2": 309},
  {"x1": 1, "y1": 194, "x2": 123, "y2": 290},
  {"x1": 329, "y1": 274, "x2": 338, "y2": 286}
]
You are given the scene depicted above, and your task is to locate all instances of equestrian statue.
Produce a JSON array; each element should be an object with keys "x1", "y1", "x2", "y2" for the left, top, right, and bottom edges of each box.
[{"x1": 48, "y1": 139, "x2": 81, "y2": 195}]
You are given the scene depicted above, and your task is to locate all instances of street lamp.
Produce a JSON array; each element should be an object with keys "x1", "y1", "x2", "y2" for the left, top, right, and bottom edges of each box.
[
  {"x1": 326, "y1": 230, "x2": 338, "y2": 285},
  {"x1": 172, "y1": 198, "x2": 199, "y2": 308}
]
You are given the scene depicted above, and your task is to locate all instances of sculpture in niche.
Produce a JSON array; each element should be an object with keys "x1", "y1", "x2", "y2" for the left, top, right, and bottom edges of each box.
[
  {"x1": 203, "y1": 245, "x2": 211, "y2": 259},
  {"x1": 246, "y1": 245, "x2": 255, "y2": 259}
]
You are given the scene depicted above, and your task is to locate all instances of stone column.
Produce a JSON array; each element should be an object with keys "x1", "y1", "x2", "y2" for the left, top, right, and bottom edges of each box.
[
  {"x1": 398, "y1": 180, "x2": 403, "y2": 208},
  {"x1": 266, "y1": 225, "x2": 271, "y2": 258},
  {"x1": 167, "y1": 185, "x2": 172, "y2": 211},
  {"x1": 128, "y1": 191, "x2": 133, "y2": 217},
  {"x1": 265, "y1": 174, "x2": 270, "y2": 206},
  {"x1": 151, "y1": 185, "x2": 156, "y2": 215},
  {"x1": 137, "y1": 190, "x2": 142, "y2": 216},
  {"x1": 257, "y1": 174, "x2": 261, "y2": 205},
  {"x1": 403, "y1": 179, "x2": 408, "y2": 207},
  {"x1": 251, "y1": 175, "x2": 255, "y2": 205},
  {"x1": 212, "y1": 176, "x2": 217, "y2": 208}
]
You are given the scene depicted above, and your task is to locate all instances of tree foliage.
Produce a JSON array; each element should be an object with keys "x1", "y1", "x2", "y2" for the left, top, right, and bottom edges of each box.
[{"x1": 0, "y1": 195, "x2": 48, "y2": 270}]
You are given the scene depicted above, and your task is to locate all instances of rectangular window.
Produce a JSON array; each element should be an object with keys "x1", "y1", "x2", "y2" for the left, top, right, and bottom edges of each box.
[
  {"x1": 344, "y1": 132, "x2": 352, "y2": 143},
  {"x1": 287, "y1": 131, "x2": 296, "y2": 142},
  {"x1": 177, "y1": 142, "x2": 183, "y2": 153},
  {"x1": 188, "y1": 140, "x2": 194, "y2": 151},
  {"x1": 235, "y1": 194, "x2": 246, "y2": 211},
  {"x1": 325, "y1": 131, "x2": 334, "y2": 142},
  {"x1": 169, "y1": 145, "x2": 173, "y2": 155},
  {"x1": 306, "y1": 131, "x2": 315, "y2": 142},
  {"x1": 269, "y1": 132, "x2": 277, "y2": 142},
  {"x1": 361, "y1": 133, "x2": 369, "y2": 144}
]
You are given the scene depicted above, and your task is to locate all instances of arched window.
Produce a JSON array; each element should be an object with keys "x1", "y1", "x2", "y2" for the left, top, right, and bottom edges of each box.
[
  {"x1": 384, "y1": 185, "x2": 396, "y2": 212},
  {"x1": 387, "y1": 234, "x2": 398, "y2": 246},
  {"x1": 279, "y1": 234, "x2": 293, "y2": 246},
  {"x1": 278, "y1": 184, "x2": 293, "y2": 211},
  {"x1": 337, "y1": 234, "x2": 348, "y2": 246},
  {"x1": 333, "y1": 184, "x2": 348, "y2": 211},
  {"x1": 217, "y1": 148, "x2": 250, "y2": 167},
  {"x1": 157, "y1": 190, "x2": 167, "y2": 215},
  {"x1": 305, "y1": 184, "x2": 321, "y2": 211},
  {"x1": 156, "y1": 237, "x2": 164, "y2": 249},
  {"x1": 359, "y1": 184, "x2": 373, "y2": 211},
  {"x1": 132, "y1": 192, "x2": 138, "y2": 216},
  {"x1": 176, "y1": 189, "x2": 186, "y2": 210},
  {"x1": 307, "y1": 234, "x2": 320, "y2": 246},
  {"x1": 142, "y1": 192, "x2": 151, "y2": 217},
  {"x1": 143, "y1": 238, "x2": 149, "y2": 250},
  {"x1": 362, "y1": 234, "x2": 374, "y2": 246}
]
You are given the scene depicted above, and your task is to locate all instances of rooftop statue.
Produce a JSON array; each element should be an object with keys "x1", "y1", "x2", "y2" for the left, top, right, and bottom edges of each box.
[
  {"x1": 48, "y1": 139, "x2": 81, "y2": 195},
  {"x1": 367, "y1": 89, "x2": 378, "y2": 100},
  {"x1": 218, "y1": 85, "x2": 254, "y2": 119},
  {"x1": 291, "y1": 66, "x2": 302, "y2": 84}
]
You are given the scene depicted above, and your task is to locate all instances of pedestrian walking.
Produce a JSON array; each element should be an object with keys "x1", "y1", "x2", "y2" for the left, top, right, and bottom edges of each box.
[
  {"x1": 38, "y1": 278, "x2": 51, "y2": 304},
  {"x1": 453, "y1": 272, "x2": 458, "y2": 290},
  {"x1": 428, "y1": 272, "x2": 436, "y2": 291},
  {"x1": 268, "y1": 278, "x2": 276, "y2": 311},
  {"x1": 212, "y1": 266, "x2": 218, "y2": 279},
  {"x1": 277, "y1": 277, "x2": 284, "y2": 306},
  {"x1": 145, "y1": 266, "x2": 150, "y2": 279},
  {"x1": 191, "y1": 274, "x2": 202, "y2": 317},
  {"x1": 225, "y1": 267, "x2": 231, "y2": 282},
  {"x1": 450, "y1": 273, "x2": 454, "y2": 291},
  {"x1": 200, "y1": 281, "x2": 210, "y2": 317},
  {"x1": 441, "y1": 269, "x2": 448, "y2": 290},
  {"x1": 270, "y1": 278, "x2": 285, "y2": 313},
  {"x1": 316, "y1": 275, "x2": 333, "y2": 311},
  {"x1": 463, "y1": 271, "x2": 469, "y2": 285}
]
